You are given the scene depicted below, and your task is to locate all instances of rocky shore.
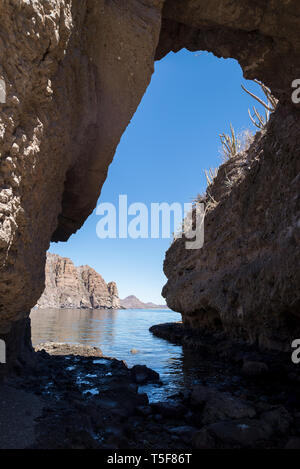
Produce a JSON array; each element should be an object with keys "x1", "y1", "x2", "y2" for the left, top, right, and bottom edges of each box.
[
  {"x1": 1, "y1": 342, "x2": 191, "y2": 449},
  {"x1": 149, "y1": 323, "x2": 300, "y2": 449},
  {"x1": 1, "y1": 337, "x2": 300, "y2": 449}
]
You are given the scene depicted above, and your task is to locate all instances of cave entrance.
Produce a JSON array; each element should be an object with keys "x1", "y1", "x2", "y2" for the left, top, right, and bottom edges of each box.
[{"x1": 30, "y1": 49, "x2": 271, "y2": 348}]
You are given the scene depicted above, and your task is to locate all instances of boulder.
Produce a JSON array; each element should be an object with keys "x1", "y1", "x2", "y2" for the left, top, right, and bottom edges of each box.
[
  {"x1": 130, "y1": 365, "x2": 160, "y2": 385},
  {"x1": 191, "y1": 385, "x2": 256, "y2": 424},
  {"x1": 206, "y1": 419, "x2": 273, "y2": 447}
]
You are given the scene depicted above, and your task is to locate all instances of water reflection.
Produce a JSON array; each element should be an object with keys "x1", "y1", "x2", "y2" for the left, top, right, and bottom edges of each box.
[{"x1": 30, "y1": 308, "x2": 215, "y2": 401}]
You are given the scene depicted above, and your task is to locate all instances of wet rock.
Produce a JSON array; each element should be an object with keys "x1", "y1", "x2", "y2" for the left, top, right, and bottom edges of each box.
[
  {"x1": 136, "y1": 393, "x2": 149, "y2": 406},
  {"x1": 242, "y1": 361, "x2": 269, "y2": 377},
  {"x1": 151, "y1": 401, "x2": 187, "y2": 419},
  {"x1": 149, "y1": 323, "x2": 186, "y2": 345},
  {"x1": 35, "y1": 343, "x2": 103, "y2": 357},
  {"x1": 130, "y1": 365, "x2": 160, "y2": 384}
]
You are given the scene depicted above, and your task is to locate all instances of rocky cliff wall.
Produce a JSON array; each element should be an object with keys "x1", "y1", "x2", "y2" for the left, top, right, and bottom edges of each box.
[
  {"x1": 0, "y1": 0, "x2": 163, "y2": 371},
  {"x1": 36, "y1": 253, "x2": 120, "y2": 309},
  {"x1": 0, "y1": 0, "x2": 300, "y2": 371},
  {"x1": 163, "y1": 104, "x2": 300, "y2": 351}
]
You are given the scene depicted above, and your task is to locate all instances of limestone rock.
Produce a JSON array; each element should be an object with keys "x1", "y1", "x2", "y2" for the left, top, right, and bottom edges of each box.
[{"x1": 36, "y1": 253, "x2": 120, "y2": 309}]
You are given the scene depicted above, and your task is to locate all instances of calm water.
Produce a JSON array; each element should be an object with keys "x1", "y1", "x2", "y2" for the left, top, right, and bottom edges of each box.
[{"x1": 30, "y1": 308, "x2": 218, "y2": 401}]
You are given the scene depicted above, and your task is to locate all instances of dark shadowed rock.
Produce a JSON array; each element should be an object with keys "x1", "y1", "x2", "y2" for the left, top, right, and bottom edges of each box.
[
  {"x1": 242, "y1": 361, "x2": 269, "y2": 377},
  {"x1": 202, "y1": 394, "x2": 256, "y2": 425},
  {"x1": 193, "y1": 428, "x2": 216, "y2": 449},
  {"x1": 130, "y1": 365, "x2": 160, "y2": 384},
  {"x1": 151, "y1": 401, "x2": 187, "y2": 419},
  {"x1": 285, "y1": 438, "x2": 300, "y2": 449},
  {"x1": 191, "y1": 384, "x2": 212, "y2": 406},
  {"x1": 168, "y1": 425, "x2": 197, "y2": 443},
  {"x1": 191, "y1": 385, "x2": 256, "y2": 424},
  {"x1": 260, "y1": 407, "x2": 292, "y2": 434},
  {"x1": 206, "y1": 419, "x2": 273, "y2": 447}
]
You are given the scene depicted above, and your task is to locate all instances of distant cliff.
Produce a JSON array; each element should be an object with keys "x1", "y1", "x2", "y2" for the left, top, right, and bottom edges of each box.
[
  {"x1": 36, "y1": 253, "x2": 120, "y2": 309},
  {"x1": 120, "y1": 295, "x2": 168, "y2": 310}
]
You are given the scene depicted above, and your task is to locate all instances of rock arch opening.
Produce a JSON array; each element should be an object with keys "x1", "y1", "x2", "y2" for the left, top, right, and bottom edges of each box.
[{"x1": 0, "y1": 0, "x2": 300, "y2": 374}]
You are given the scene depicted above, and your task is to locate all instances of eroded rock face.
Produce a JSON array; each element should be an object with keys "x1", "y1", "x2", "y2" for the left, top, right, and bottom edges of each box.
[
  {"x1": 0, "y1": 0, "x2": 300, "y2": 369},
  {"x1": 36, "y1": 253, "x2": 120, "y2": 309},
  {"x1": 157, "y1": 0, "x2": 300, "y2": 101},
  {"x1": 0, "y1": 0, "x2": 163, "y2": 368}
]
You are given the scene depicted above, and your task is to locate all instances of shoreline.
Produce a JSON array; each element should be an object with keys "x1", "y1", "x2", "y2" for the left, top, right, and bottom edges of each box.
[
  {"x1": 1, "y1": 329, "x2": 300, "y2": 448},
  {"x1": 0, "y1": 342, "x2": 191, "y2": 449}
]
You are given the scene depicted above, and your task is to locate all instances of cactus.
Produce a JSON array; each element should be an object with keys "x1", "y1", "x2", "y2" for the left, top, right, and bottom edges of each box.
[
  {"x1": 242, "y1": 79, "x2": 278, "y2": 130},
  {"x1": 219, "y1": 123, "x2": 241, "y2": 160}
]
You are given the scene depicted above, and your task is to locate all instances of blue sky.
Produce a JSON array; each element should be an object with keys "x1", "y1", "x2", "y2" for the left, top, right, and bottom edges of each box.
[{"x1": 50, "y1": 49, "x2": 265, "y2": 304}]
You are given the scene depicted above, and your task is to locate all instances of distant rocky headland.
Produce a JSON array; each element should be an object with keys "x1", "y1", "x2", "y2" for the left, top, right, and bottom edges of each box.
[
  {"x1": 120, "y1": 295, "x2": 168, "y2": 310},
  {"x1": 36, "y1": 253, "x2": 168, "y2": 311},
  {"x1": 36, "y1": 253, "x2": 120, "y2": 310}
]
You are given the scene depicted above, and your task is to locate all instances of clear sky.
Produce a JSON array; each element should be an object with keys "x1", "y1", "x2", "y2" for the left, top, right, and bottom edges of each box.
[{"x1": 50, "y1": 49, "x2": 266, "y2": 304}]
